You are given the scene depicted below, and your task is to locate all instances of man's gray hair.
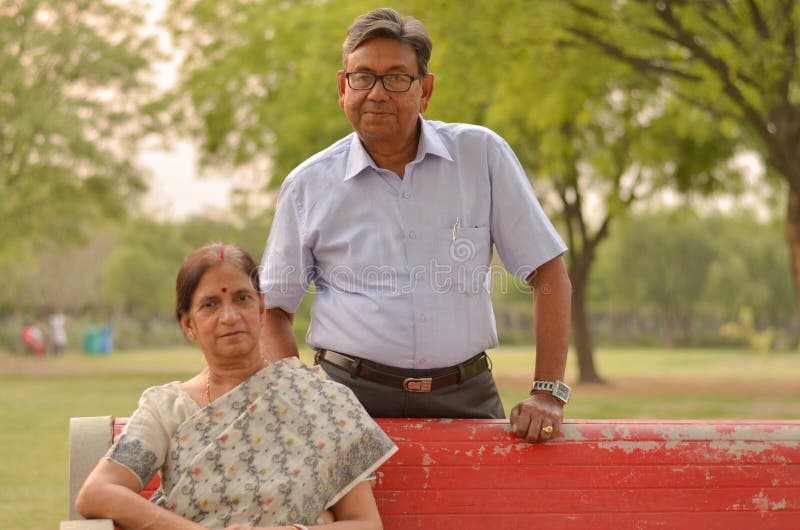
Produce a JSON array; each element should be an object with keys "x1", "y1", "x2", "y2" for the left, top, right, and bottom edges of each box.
[{"x1": 342, "y1": 8, "x2": 432, "y2": 75}]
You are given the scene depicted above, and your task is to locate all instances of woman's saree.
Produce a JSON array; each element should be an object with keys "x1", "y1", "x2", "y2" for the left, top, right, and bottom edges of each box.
[{"x1": 107, "y1": 358, "x2": 397, "y2": 528}]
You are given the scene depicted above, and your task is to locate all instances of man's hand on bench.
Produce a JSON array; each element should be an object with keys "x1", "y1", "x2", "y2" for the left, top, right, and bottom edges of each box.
[{"x1": 509, "y1": 393, "x2": 564, "y2": 443}]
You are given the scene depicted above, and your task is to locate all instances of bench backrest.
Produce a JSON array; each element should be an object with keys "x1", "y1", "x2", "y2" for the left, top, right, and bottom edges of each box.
[{"x1": 69, "y1": 417, "x2": 800, "y2": 529}]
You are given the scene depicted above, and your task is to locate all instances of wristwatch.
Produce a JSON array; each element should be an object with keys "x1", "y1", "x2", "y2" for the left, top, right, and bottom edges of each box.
[{"x1": 530, "y1": 380, "x2": 571, "y2": 404}]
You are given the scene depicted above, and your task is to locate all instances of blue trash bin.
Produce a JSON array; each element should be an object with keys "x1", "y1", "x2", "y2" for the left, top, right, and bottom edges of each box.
[
  {"x1": 100, "y1": 326, "x2": 113, "y2": 353},
  {"x1": 84, "y1": 326, "x2": 112, "y2": 355}
]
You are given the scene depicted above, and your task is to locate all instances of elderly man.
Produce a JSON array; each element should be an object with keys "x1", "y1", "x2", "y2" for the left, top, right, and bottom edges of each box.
[{"x1": 260, "y1": 8, "x2": 571, "y2": 443}]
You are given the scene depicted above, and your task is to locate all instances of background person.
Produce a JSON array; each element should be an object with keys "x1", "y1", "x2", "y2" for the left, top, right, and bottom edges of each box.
[
  {"x1": 260, "y1": 8, "x2": 572, "y2": 444},
  {"x1": 21, "y1": 321, "x2": 45, "y2": 356},
  {"x1": 49, "y1": 310, "x2": 67, "y2": 355},
  {"x1": 76, "y1": 242, "x2": 395, "y2": 530}
]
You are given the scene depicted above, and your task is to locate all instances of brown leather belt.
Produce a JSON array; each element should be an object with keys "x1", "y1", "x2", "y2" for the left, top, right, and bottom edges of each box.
[{"x1": 315, "y1": 349, "x2": 490, "y2": 392}]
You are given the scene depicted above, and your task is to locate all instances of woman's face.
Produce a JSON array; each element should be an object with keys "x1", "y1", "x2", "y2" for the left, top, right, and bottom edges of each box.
[{"x1": 181, "y1": 262, "x2": 263, "y2": 360}]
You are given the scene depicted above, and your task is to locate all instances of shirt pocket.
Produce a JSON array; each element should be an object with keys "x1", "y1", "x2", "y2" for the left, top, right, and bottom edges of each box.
[{"x1": 428, "y1": 226, "x2": 492, "y2": 294}]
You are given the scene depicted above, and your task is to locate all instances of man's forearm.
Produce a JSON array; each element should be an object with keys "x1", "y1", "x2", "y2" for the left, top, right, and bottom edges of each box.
[
  {"x1": 261, "y1": 307, "x2": 300, "y2": 361},
  {"x1": 529, "y1": 256, "x2": 571, "y2": 381},
  {"x1": 509, "y1": 255, "x2": 571, "y2": 443}
]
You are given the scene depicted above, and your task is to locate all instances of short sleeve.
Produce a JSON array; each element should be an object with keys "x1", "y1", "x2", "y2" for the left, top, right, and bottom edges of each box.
[
  {"x1": 489, "y1": 138, "x2": 567, "y2": 279},
  {"x1": 260, "y1": 182, "x2": 316, "y2": 313},
  {"x1": 104, "y1": 385, "x2": 183, "y2": 489}
]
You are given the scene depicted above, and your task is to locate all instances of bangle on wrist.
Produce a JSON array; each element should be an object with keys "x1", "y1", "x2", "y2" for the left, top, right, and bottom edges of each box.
[{"x1": 291, "y1": 525, "x2": 310, "y2": 530}]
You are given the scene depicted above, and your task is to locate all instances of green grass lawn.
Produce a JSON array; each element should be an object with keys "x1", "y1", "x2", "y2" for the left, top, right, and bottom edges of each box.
[{"x1": 1, "y1": 346, "x2": 798, "y2": 529}]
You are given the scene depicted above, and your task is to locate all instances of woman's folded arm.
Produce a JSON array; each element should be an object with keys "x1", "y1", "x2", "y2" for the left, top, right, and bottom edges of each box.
[{"x1": 75, "y1": 459, "x2": 203, "y2": 530}]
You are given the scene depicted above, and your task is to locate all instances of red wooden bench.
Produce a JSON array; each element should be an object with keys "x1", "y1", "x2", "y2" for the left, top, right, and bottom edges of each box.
[{"x1": 61, "y1": 417, "x2": 800, "y2": 529}]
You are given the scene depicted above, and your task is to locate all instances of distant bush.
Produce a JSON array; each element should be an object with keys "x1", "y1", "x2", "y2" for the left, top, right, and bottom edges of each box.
[{"x1": 105, "y1": 317, "x2": 185, "y2": 350}]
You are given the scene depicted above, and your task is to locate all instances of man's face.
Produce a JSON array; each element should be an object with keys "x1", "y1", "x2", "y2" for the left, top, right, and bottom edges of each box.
[{"x1": 338, "y1": 37, "x2": 434, "y2": 148}]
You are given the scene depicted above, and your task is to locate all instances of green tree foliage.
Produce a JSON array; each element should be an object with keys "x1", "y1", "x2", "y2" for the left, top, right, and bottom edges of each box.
[
  {"x1": 703, "y1": 216, "x2": 794, "y2": 324},
  {"x1": 100, "y1": 214, "x2": 270, "y2": 321},
  {"x1": 598, "y1": 211, "x2": 717, "y2": 347},
  {"x1": 0, "y1": 228, "x2": 116, "y2": 314},
  {"x1": 101, "y1": 220, "x2": 189, "y2": 319},
  {"x1": 592, "y1": 210, "x2": 794, "y2": 348},
  {"x1": 177, "y1": 214, "x2": 269, "y2": 260},
  {"x1": 0, "y1": 0, "x2": 160, "y2": 252},
  {"x1": 556, "y1": 0, "x2": 800, "y2": 301},
  {"x1": 0, "y1": 211, "x2": 272, "y2": 350},
  {"x1": 162, "y1": 0, "x2": 383, "y2": 186}
]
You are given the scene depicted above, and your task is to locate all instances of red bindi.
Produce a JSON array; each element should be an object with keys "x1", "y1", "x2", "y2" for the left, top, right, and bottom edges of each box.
[{"x1": 221, "y1": 287, "x2": 227, "y2": 293}]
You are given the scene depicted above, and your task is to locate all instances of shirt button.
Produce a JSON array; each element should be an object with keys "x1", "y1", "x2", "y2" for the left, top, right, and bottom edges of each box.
[
  {"x1": 402, "y1": 192, "x2": 410, "y2": 199},
  {"x1": 409, "y1": 231, "x2": 417, "y2": 239}
]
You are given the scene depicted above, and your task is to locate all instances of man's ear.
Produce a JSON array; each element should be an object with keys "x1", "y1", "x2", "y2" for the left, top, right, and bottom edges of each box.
[
  {"x1": 419, "y1": 73, "x2": 434, "y2": 113},
  {"x1": 337, "y1": 70, "x2": 347, "y2": 109}
]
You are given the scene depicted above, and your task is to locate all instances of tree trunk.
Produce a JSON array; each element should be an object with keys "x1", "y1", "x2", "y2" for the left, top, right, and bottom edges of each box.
[
  {"x1": 683, "y1": 310, "x2": 695, "y2": 346},
  {"x1": 569, "y1": 252, "x2": 604, "y2": 383},
  {"x1": 786, "y1": 188, "x2": 800, "y2": 305},
  {"x1": 661, "y1": 307, "x2": 676, "y2": 349},
  {"x1": 769, "y1": 106, "x2": 800, "y2": 306}
]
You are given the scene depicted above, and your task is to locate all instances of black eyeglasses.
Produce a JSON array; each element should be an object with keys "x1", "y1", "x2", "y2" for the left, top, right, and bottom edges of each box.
[{"x1": 345, "y1": 72, "x2": 422, "y2": 92}]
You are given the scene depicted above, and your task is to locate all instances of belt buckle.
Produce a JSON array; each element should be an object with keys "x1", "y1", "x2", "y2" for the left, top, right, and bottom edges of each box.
[{"x1": 403, "y1": 377, "x2": 433, "y2": 392}]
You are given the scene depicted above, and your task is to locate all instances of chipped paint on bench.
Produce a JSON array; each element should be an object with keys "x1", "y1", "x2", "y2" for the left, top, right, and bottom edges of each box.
[{"x1": 62, "y1": 417, "x2": 800, "y2": 530}]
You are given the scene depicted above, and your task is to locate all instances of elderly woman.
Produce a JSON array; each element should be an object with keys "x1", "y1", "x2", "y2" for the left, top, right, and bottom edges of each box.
[{"x1": 76, "y1": 243, "x2": 396, "y2": 530}]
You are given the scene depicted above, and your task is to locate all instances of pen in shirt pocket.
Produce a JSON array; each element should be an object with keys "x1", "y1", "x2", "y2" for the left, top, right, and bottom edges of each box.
[{"x1": 452, "y1": 216, "x2": 461, "y2": 241}]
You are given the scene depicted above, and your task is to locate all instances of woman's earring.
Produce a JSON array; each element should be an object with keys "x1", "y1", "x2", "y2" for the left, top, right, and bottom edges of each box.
[{"x1": 186, "y1": 331, "x2": 195, "y2": 341}]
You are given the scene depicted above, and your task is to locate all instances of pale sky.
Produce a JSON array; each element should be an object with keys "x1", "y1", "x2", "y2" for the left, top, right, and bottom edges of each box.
[
  {"x1": 137, "y1": 140, "x2": 235, "y2": 220},
  {"x1": 134, "y1": 0, "x2": 235, "y2": 220}
]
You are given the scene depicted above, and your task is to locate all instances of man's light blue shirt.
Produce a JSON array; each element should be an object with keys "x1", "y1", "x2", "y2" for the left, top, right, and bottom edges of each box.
[{"x1": 261, "y1": 118, "x2": 566, "y2": 369}]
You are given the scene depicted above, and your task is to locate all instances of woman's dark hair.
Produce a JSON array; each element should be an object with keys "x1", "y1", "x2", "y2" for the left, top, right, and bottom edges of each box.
[
  {"x1": 175, "y1": 242, "x2": 260, "y2": 321},
  {"x1": 342, "y1": 8, "x2": 432, "y2": 76}
]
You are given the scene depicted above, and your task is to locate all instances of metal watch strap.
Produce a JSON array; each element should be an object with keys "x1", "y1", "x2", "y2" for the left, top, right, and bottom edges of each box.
[
  {"x1": 530, "y1": 380, "x2": 571, "y2": 404},
  {"x1": 532, "y1": 381, "x2": 556, "y2": 392}
]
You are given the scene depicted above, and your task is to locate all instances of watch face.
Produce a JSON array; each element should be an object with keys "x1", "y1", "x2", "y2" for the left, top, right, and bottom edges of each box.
[{"x1": 553, "y1": 381, "x2": 571, "y2": 403}]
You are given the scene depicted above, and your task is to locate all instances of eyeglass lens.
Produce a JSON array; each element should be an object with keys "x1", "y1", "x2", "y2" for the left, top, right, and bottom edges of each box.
[{"x1": 347, "y1": 73, "x2": 416, "y2": 92}]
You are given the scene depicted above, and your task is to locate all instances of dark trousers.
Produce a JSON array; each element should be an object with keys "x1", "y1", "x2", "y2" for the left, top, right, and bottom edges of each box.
[{"x1": 318, "y1": 359, "x2": 506, "y2": 419}]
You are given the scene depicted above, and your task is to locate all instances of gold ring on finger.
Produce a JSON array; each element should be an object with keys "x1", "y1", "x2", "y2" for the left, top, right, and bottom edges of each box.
[{"x1": 542, "y1": 425, "x2": 554, "y2": 434}]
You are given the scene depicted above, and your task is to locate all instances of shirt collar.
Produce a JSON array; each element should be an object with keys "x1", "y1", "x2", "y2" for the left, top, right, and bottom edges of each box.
[{"x1": 343, "y1": 117, "x2": 454, "y2": 181}]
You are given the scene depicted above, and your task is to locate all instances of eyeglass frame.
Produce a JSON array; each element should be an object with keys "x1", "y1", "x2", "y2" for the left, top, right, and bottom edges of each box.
[{"x1": 344, "y1": 72, "x2": 423, "y2": 93}]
